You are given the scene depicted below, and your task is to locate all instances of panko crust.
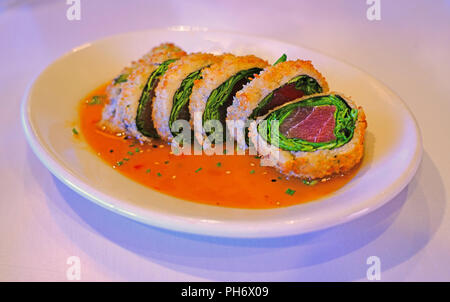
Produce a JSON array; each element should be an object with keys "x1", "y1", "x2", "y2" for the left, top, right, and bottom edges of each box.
[
  {"x1": 189, "y1": 53, "x2": 269, "y2": 144},
  {"x1": 152, "y1": 53, "x2": 219, "y2": 141},
  {"x1": 248, "y1": 92, "x2": 367, "y2": 179},
  {"x1": 226, "y1": 60, "x2": 329, "y2": 145},
  {"x1": 100, "y1": 43, "x2": 186, "y2": 141}
]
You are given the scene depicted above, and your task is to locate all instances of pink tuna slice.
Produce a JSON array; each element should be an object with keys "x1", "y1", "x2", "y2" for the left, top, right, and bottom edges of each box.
[
  {"x1": 257, "y1": 83, "x2": 305, "y2": 116},
  {"x1": 280, "y1": 105, "x2": 337, "y2": 143}
]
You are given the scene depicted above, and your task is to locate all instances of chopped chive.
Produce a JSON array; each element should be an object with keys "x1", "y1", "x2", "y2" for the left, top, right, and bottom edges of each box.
[
  {"x1": 195, "y1": 167, "x2": 202, "y2": 173},
  {"x1": 254, "y1": 156, "x2": 260, "y2": 159},
  {"x1": 127, "y1": 151, "x2": 134, "y2": 156},
  {"x1": 302, "y1": 179, "x2": 318, "y2": 186},
  {"x1": 72, "y1": 128, "x2": 79, "y2": 135},
  {"x1": 157, "y1": 172, "x2": 162, "y2": 177},
  {"x1": 277, "y1": 176, "x2": 282, "y2": 180},
  {"x1": 285, "y1": 188, "x2": 296, "y2": 196},
  {"x1": 135, "y1": 148, "x2": 140, "y2": 153},
  {"x1": 129, "y1": 144, "x2": 135, "y2": 147},
  {"x1": 216, "y1": 162, "x2": 222, "y2": 167},
  {"x1": 250, "y1": 170, "x2": 255, "y2": 174},
  {"x1": 114, "y1": 73, "x2": 128, "y2": 84},
  {"x1": 164, "y1": 161, "x2": 169, "y2": 164},
  {"x1": 117, "y1": 161, "x2": 124, "y2": 167},
  {"x1": 145, "y1": 169, "x2": 151, "y2": 173},
  {"x1": 273, "y1": 54, "x2": 287, "y2": 66},
  {"x1": 223, "y1": 150, "x2": 227, "y2": 155},
  {"x1": 87, "y1": 95, "x2": 102, "y2": 105},
  {"x1": 123, "y1": 158, "x2": 130, "y2": 161}
]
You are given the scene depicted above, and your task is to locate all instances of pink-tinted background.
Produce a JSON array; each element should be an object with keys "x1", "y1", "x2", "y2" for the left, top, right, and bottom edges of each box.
[{"x1": 1, "y1": 0, "x2": 449, "y2": 281}]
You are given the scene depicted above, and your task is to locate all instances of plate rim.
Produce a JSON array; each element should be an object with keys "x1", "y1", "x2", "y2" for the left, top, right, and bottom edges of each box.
[{"x1": 21, "y1": 27, "x2": 423, "y2": 238}]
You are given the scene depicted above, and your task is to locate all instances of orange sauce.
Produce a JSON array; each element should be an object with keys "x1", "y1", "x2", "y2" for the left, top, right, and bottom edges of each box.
[{"x1": 78, "y1": 83, "x2": 360, "y2": 209}]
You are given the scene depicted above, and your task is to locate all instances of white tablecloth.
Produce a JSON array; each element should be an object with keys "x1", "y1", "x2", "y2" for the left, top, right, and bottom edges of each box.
[{"x1": 1, "y1": 0, "x2": 449, "y2": 281}]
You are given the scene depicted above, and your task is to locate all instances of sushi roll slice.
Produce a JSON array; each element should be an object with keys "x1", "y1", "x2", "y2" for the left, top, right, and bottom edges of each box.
[
  {"x1": 189, "y1": 54, "x2": 269, "y2": 144},
  {"x1": 101, "y1": 43, "x2": 186, "y2": 141},
  {"x1": 248, "y1": 92, "x2": 367, "y2": 180},
  {"x1": 227, "y1": 60, "x2": 329, "y2": 147},
  {"x1": 152, "y1": 53, "x2": 219, "y2": 141}
]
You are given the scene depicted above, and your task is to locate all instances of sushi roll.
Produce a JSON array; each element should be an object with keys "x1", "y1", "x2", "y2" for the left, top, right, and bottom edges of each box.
[
  {"x1": 189, "y1": 54, "x2": 269, "y2": 144},
  {"x1": 248, "y1": 92, "x2": 367, "y2": 180},
  {"x1": 152, "y1": 53, "x2": 219, "y2": 141},
  {"x1": 227, "y1": 60, "x2": 329, "y2": 148},
  {"x1": 101, "y1": 43, "x2": 186, "y2": 141}
]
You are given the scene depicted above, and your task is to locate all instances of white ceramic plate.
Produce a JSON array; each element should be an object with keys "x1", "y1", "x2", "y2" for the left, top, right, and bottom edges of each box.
[{"x1": 21, "y1": 28, "x2": 422, "y2": 238}]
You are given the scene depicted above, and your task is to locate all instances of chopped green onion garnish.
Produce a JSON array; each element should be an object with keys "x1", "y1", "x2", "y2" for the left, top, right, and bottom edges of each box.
[
  {"x1": 135, "y1": 148, "x2": 140, "y2": 153},
  {"x1": 250, "y1": 170, "x2": 255, "y2": 174},
  {"x1": 123, "y1": 158, "x2": 130, "y2": 161},
  {"x1": 87, "y1": 95, "x2": 102, "y2": 105},
  {"x1": 285, "y1": 188, "x2": 296, "y2": 196},
  {"x1": 114, "y1": 74, "x2": 128, "y2": 84},
  {"x1": 216, "y1": 162, "x2": 222, "y2": 167},
  {"x1": 302, "y1": 179, "x2": 318, "y2": 186},
  {"x1": 145, "y1": 169, "x2": 151, "y2": 173},
  {"x1": 127, "y1": 151, "x2": 134, "y2": 156},
  {"x1": 273, "y1": 54, "x2": 287, "y2": 65},
  {"x1": 164, "y1": 161, "x2": 169, "y2": 164},
  {"x1": 157, "y1": 172, "x2": 162, "y2": 177},
  {"x1": 195, "y1": 167, "x2": 202, "y2": 173},
  {"x1": 117, "y1": 161, "x2": 123, "y2": 167},
  {"x1": 72, "y1": 128, "x2": 79, "y2": 135}
]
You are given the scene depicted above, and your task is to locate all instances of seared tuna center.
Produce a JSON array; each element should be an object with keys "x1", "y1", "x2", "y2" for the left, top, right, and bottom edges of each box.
[
  {"x1": 280, "y1": 105, "x2": 337, "y2": 143},
  {"x1": 258, "y1": 83, "x2": 305, "y2": 117}
]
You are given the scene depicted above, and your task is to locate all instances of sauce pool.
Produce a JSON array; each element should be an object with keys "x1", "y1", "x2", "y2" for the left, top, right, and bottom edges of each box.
[{"x1": 78, "y1": 83, "x2": 360, "y2": 209}]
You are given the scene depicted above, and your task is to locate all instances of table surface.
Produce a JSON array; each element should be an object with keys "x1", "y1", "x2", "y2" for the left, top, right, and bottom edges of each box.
[{"x1": 1, "y1": 0, "x2": 449, "y2": 281}]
